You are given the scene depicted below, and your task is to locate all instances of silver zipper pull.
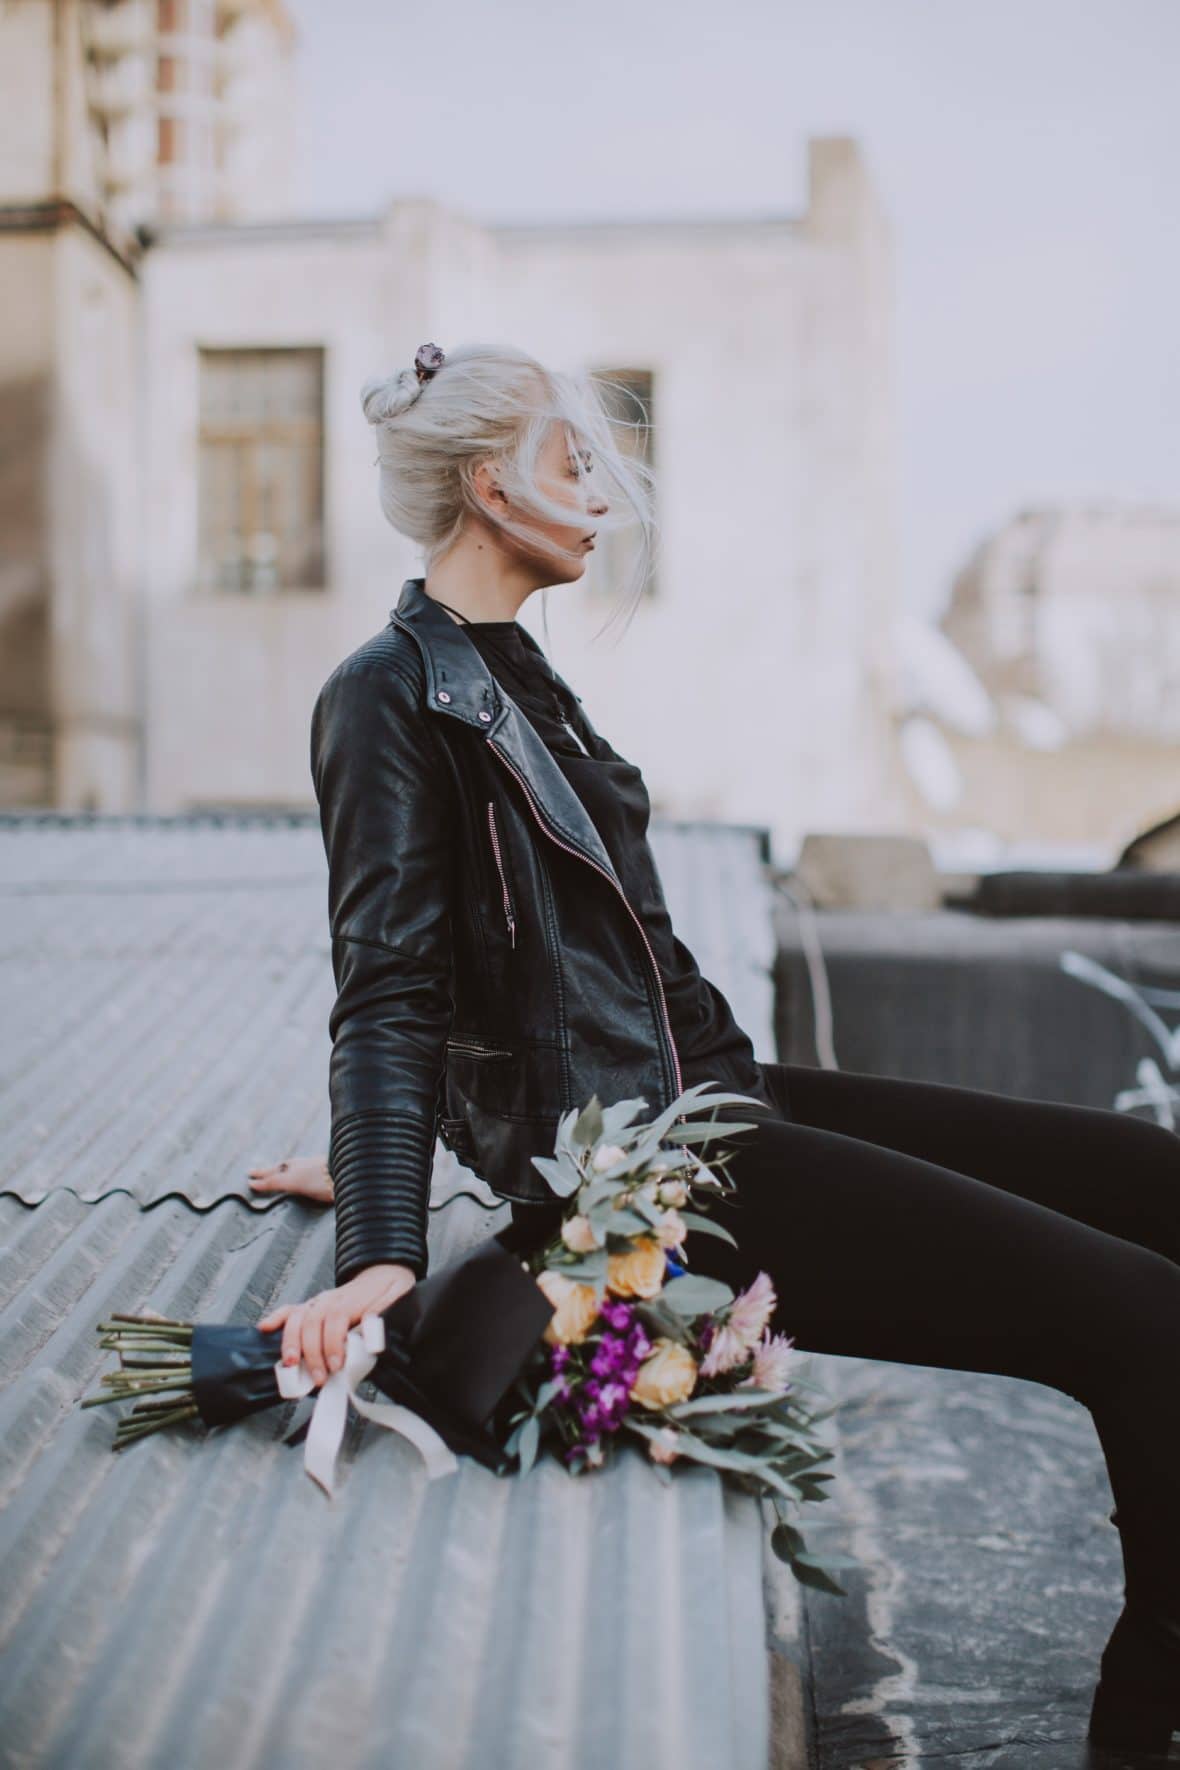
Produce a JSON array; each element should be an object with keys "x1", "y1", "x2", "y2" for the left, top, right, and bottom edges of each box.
[{"x1": 561, "y1": 716, "x2": 592, "y2": 755}]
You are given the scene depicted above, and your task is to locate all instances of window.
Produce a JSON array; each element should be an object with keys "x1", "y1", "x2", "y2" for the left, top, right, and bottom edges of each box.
[
  {"x1": 587, "y1": 366, "x2": 656, "y2": 599},
  {"x1": 197, "y1": 347, "x2": 326, "y2": 592}
]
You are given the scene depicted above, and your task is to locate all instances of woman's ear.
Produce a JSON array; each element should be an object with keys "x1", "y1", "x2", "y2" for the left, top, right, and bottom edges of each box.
[{"x1": 472, "y1": 458, "x2": 508, "y2": 515}]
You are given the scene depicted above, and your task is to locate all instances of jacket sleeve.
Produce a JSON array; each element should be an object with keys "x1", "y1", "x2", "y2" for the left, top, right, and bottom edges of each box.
[{"x1": 310, "y1": 654, "x2": 458, "y2": 1286}]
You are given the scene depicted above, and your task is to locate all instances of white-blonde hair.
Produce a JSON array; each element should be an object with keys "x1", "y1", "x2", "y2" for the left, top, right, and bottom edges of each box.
[{"x1": 360, "y1": 341, "x2": 657, "y2": 638}]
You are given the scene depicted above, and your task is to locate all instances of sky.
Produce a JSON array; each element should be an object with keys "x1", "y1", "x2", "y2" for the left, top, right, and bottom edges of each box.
[{"x1": 283, "y1": 0, "x2": 1179, "y2": 620}]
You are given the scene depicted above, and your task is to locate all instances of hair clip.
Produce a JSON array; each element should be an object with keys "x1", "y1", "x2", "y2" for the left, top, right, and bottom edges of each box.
[{"x1": 414, "y1": 342, "x2": 446, "y2": 384}]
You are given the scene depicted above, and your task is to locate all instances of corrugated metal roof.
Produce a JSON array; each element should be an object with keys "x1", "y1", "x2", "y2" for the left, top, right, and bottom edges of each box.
[
  {"x1": 2, "y1": 815, "x2": 776, "y2": 1210},
  {"x1": 0, "y1": 815, "x2": 786, "y2": 1770}
]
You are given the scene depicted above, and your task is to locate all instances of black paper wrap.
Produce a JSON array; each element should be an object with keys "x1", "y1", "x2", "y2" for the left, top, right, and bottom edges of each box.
[
  {"x1": 189, "y1": 1230, "x2": 555, "y2": 1474},
  {"x1": 191, "y1": 1325, "x2": 286, "y2": 1426}
]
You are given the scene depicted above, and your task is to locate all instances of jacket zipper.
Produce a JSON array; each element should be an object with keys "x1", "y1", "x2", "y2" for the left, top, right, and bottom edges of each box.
[
  {"x1": 560, "y1": 715, "x2": 592, "y2": 756},
  {"x1": 485, "y1": 800, "x2": 517, "y2": 949},
  {"x1": 446, "y1": 1036, "x2": 514, "y2": 1060},
  {"x1": 486, "y1": 738, "x2": 683, "y2": 1103}
]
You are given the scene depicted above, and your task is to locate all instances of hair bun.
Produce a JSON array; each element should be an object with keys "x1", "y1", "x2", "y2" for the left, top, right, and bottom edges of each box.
[{"x1": 360, "y1": 369, "x2": 422, "y2": 425}]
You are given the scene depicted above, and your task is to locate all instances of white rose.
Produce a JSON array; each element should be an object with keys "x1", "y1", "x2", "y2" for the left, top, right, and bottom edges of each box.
[
  {"x1": 561, "y1": 1213, "x2": 598, "y2": 1253},
  {"x1": 654, "y1": 1210, "x2": 687, "y2": 1248},
  {"x1": 657, "y1": 1178, "x2": 689, "y2": 1208}
]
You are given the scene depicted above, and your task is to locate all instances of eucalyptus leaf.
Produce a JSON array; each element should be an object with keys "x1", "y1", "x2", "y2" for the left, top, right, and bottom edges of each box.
[
  {"x1": 677, "y1": 1212, "x2": 738, "y2": 1247},
  {"x1": 789, "y1": 1553, "x2": 852, "y2": 1596},
  {"x1": 556, "y1": 1250, "x2": 609, "y2": 1282},
  {"x1": 603, "y1": 1208, "x2": 651, "y2": 1237},
  {"x1": 666, "y1": 1387, "x2": 784, "y2": 1417},
  {"x1": 661, "y1": 1273, "x2": 735, "y2": 1316},
  {"x1": 533, "y1": 1377, "x2": 567, "y2": 1411},
  {"x1": 530, "y1": 1154, "x2": 583, "y2": 1198},
  {"x1": 572, "y1": 1097, "x2": 605, "y2": 1149},
  {"x1": 770, "y1": 1521, "x2": 805, "y2": 1559},
  {"x1": 800, "y1": 1551, "x2": 860, "y2": 1571},
  {"x1": 633, "y1": 1300, "x2": 693, "y2": 1345},
  {"x1": 516, "y1": 1412, "x2": 541, "y2": 1476},
  {"x1": 627, "y1": 1192, "x2": 666, "y2": 1228},
  {"x1": 598, "y1": 1097, "x2": 651, "y2": 1138},
  {"x1": 579, "y1": 1177, "x2": 623, "y2": 1212},
  {"x1": 672, "y1": 1119, "x2": 764, "y2": 1144},
  {"x1": 659, "y1": 1431, "x2": 800, "y2": 1501}
]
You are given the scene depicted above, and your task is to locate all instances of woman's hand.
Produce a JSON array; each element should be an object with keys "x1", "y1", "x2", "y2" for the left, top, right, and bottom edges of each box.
[
  {"x1": 247, "y1": 1155, "x2": 333, "y2": 1206},
  {"x1": 258, "y1": 1262, "x2": 417, "y2": 1386}
]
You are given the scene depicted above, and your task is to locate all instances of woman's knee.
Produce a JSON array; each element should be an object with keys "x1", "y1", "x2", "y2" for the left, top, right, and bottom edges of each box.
[
  {"x1": 1099, "y1": 1110, "x2": 1180, "y2": 1263},
  {"x1": 1084, "y1": 1238, "x2": 1180, "y2": 1373}
]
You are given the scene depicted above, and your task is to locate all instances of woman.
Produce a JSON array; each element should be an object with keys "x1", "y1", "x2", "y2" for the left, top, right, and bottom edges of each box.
[{"x1": 252, "y1": 340, "x2": 1180, "y2": 1750}]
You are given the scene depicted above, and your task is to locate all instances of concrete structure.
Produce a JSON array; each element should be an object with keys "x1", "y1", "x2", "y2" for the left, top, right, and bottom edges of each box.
[
  {"x1": 893, "y1": 505, "x2": 1180, "y2": 862},
  {"x1": 0, "y1": 0, "x2": 295, "y2": 813}
]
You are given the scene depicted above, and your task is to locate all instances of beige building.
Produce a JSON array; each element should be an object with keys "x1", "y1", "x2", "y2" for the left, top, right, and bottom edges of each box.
[{"x1": 1, "y1": 0, "x2": 907, "y2": 871}]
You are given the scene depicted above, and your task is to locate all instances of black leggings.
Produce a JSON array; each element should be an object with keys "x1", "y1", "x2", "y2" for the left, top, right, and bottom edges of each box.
[
  {"x1": 512, "y1": 1060, "x2": 1180, "y2": 1618},
  {"x1": 680, "y1": 1060, "x2": 1180, "y2": 1621}
]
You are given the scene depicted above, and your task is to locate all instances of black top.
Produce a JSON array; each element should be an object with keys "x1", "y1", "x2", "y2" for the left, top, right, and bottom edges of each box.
[{"x1": 450, "y1": 612, "x2": 776, "y2": 1113}]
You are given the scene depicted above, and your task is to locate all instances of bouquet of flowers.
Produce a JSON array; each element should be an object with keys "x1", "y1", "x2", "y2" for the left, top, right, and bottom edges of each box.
[
  {"x1": 84, "y1": 1081, "x2": 852, "y2": 1592},
  {"x1": 82, "y1": 1233, "x2": 555, "y2": 1492},
  {"x1": 495, "y1": 1083, "x2": 852, "y2": 1594}
]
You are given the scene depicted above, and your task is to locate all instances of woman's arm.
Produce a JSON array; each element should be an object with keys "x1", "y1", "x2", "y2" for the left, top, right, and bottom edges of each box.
[{"x1": 310, "y1": 649, "x2": 458, "y2": 1287}]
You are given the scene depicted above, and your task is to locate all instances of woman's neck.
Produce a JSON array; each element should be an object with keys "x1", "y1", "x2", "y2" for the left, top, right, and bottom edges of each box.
[{"x1": 424, "y1": 533, "x2": 540, "y2": 623}]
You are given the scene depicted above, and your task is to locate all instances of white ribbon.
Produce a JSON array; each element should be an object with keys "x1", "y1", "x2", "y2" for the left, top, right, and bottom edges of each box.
[{"x1": 274, "y1": 1313, "x2": 460, "y2": 1496}]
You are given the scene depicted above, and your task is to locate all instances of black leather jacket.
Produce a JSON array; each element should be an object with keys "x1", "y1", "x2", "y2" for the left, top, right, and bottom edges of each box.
[{"x1": 311, "y1": 575, "x2": 774, "y2": 1285}]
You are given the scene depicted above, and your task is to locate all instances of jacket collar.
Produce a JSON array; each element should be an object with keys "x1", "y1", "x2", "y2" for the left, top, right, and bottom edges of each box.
[{"x1": 389, "y1": 577, "x2": 620, "y2": 884}]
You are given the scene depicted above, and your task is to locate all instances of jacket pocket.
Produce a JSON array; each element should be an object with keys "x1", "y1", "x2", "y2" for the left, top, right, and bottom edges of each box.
[
  {"x1": 438, "y1": 1113, "x2": 479, "y2": 1164},
  {"x1": 485, "y1": 800, "x2": 518, "y2": 949}
]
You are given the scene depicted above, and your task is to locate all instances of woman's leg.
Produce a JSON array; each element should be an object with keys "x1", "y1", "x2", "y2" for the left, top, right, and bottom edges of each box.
[
  {"x1": 683, "y1": 1095, "x2": 1180, "y2": 1626},
  {"x1": 761, "y1": 1060, "x2": 1180, "y2": 1268}
]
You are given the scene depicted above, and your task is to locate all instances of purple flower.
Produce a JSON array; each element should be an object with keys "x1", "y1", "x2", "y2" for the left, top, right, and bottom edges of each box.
[
  {"x1": 602, "y1": 1301, "x2": 634, "y2": 1332},
  {"x1": 549, "y1": 1344, "x2": 571, "y2": 1372},
  {"x1": 590, "y1": 1343, "x2": 621, "y2": 1378},
  {"x1": 598, "y1": 1381, "x2": 629, "y2": 1418}
]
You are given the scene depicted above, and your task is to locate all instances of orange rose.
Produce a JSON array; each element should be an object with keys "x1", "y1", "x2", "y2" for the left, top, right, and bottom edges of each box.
[
  {"x1": 606, "y1": 1235, "x2": 666, "y2": 1300},
  {"x1": 631, "y1": 1337, "x2": 698, "y2": 1409},
  {"x1": 536, "y1": 1269, "x2": 600, "y2": 1345}
]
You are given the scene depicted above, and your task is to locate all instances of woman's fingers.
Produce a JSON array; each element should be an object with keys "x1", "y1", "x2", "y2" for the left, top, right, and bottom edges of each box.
[
  {"x1": 322, "y1": 1307, "x2": 352, "y2": 1376},
  {"x1": 298, "y1": 1298, "x2": 345, "y2": 1386},
  {"x1": 258, "y1": 1301, "x2": 293, "y2": 1333},
  {"x1": 282, "y1": 1307, "x2": 306, "y2": 1370},
  {"x1": 259, "y1": 1288, "x2": 373, "y2": 1385}
]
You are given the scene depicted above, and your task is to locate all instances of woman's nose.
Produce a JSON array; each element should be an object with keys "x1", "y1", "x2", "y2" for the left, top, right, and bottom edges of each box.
[{"x1": 588, "y1": 491, "x2": 609, "y2": 517}]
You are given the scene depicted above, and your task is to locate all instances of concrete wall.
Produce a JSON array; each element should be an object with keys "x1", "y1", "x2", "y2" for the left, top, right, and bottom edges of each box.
[{"x1": 0, "y1": 235, "x2": 54, "y2": 804}]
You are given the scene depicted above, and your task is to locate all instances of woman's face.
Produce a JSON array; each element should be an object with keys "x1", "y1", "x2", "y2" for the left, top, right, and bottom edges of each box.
[{"x1": 496, "y1": 422, "x2": 609, "y2": 585}]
